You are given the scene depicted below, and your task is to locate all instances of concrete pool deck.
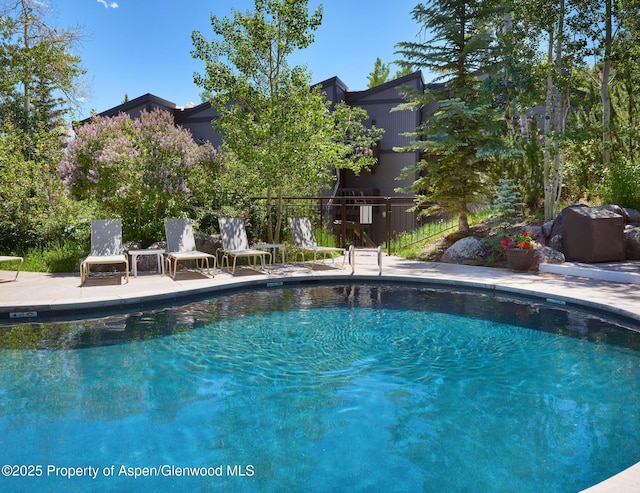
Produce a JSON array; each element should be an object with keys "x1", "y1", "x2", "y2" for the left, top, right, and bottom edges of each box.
[{"x1": 0, "y1": 250, "x2": 639, "y2": 492}]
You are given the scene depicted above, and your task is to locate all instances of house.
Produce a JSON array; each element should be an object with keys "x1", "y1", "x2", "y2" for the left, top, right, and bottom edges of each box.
[
  {"x1": 318, "y1": 71, "x2": 429, "y2": 197},
  {"x1": 87, "y1": 71, "x2": 430, "y2": 198},
  {"x1": 87, "y1": 71, "x2": 435, "y2": 246}
]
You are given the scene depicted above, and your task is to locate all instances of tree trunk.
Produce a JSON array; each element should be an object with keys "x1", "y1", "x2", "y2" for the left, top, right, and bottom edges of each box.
[
  {"x1": 543, "y1": 0, "x2": 567, "y2": 222},
  {"x1": 551, "y1": 19, "x2": 569, "y2": 221},
  {"x1": 601, "y1": 0, "x2": 612, "y2": 166},
  {"x1": 458, "y1": 206, "x2": 469, "y2": 232},
  {"x1": 626, "y1": 75, "x2": 636, "y2": 161},
  {"x1": 20, "y1": 0, "x2": 31, "y2": 119},
  {"x1": 543, "y1": 29, "x2": 555, "y2": 222}
]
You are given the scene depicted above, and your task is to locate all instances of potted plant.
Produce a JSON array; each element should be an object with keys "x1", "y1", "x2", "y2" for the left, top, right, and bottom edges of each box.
[{"x1": 501, "y1": 232, "x2": 538, "y2": 272}]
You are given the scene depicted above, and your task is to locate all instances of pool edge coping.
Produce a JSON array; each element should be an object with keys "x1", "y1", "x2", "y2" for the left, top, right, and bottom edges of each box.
[{"x1": 2, "y1": 270, "x2": 640, "y2": 326}]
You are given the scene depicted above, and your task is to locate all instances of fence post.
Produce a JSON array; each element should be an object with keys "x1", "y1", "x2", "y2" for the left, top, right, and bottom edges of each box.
[
  {"x1": 385, "y1": 197, "x2": 392, "y2": 255},
  {"x1": 341, "y1": 197, "x2": 347, "y2": 248}
]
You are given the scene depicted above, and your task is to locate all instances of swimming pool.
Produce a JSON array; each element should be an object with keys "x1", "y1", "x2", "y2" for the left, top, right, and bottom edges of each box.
[{"x1": 1, "y1": 283, "x2": 640, "y2": 492}]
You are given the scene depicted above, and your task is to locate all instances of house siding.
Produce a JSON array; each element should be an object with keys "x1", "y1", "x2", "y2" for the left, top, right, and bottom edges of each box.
[
  {"x1": 174, "y1": 105, "x2": 221, "y2": 147},
  {"x1": 334, "y1": 71, "x2": 426, "y2": 197}
]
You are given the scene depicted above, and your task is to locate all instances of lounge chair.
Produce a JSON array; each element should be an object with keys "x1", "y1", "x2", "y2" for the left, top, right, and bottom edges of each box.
[
  {"x1": 164, "y1": 218, "x2": 216, "y2": 279},
  {"x1": 0, "y1": 255, "x2": 23, "y2": 282},
  {"x1": 80, "y1": 219, "x2": 129, "y2": 285},
  {"x1": 288, "y1": 217, "x2": 347, "y2": 267},
  {"x1": 218, "y1": 217, "x2": 271, "y2": 274}
]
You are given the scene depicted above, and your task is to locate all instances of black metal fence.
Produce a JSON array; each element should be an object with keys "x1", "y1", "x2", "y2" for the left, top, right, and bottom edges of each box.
[{"x1": 252, "y1": 195, "x2": 455, "y2": 255}]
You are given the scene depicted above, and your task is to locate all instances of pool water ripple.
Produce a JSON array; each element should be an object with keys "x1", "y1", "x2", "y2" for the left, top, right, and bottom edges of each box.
[{"x1": 1, "y1": 284, "x2": 640, "y2": 492}]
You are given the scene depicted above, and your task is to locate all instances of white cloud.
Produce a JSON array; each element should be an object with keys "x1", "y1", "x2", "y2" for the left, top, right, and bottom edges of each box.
[{"x1": 97, "y1": 0, "x2": 119, "y2": 8}]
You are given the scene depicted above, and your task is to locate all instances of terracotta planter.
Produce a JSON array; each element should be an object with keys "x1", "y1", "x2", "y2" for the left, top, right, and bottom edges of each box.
[{"x1": 505, "y1": 248, "x2": 537, "y2": 272}]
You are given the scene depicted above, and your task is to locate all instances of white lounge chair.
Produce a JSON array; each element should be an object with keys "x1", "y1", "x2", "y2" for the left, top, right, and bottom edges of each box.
[
  {"x1": 288, "y1": 217, "x2": 347, "y2": 267},
  {"x1": 0, "y1": 255, "x2": 23, "y2": 282},
  {"x1": 218, "y1": 217, "x2": 271, "y2": 274},
  {"x1": 164, "y1": 218, "x2": 216, "y2": 279},
  {"x1": 80, "y1": 219, "x2": 129, "y2": 285}
]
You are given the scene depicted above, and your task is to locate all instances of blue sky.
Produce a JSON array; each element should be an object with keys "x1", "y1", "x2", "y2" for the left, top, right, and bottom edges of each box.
[{"x1": 53, "y1": 1, "x2": 425, "y2": 120}]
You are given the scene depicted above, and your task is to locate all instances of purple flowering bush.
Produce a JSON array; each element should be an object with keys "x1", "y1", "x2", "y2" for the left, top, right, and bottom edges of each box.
[{"x1": 60, "y1": 109, "x2": 214, "y2": 244}]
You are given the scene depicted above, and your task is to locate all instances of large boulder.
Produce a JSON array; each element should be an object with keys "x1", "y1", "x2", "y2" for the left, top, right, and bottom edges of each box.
[
  {"x1": 194, "y1": 231, "x2": 223, "y2": 256},
  {"x1": 441, "y1": 236, "x2": 487, "y2": 264},
  {"x1": 624, "y1": 226, "x2": 640, "y2": 260},
  {"x1": 623, "y1": 207, "x2": 640, "y2": 225},
  {"x1": 546, "y1": 204, "x2": 635, "y2": 256},
  {"x1": 535, "y1": 246, "x2": 565, "y2": 265},
  {"x1": 603, "y1": 204, "x2": 625, "y2": 217}
]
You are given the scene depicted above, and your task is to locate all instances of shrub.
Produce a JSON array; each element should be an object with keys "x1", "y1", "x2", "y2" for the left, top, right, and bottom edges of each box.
[
  {"x1": 22, "y1": 240, "x2": 88, "y2": 273},
  {"x1": 0, "y1": 123, "x2": 80, "y2": 254},
  {"x1": 60, "y1": 109, "x2": 218, "y2": 245},
  {"x1": 600, "y1": 158, "x2": 640, "y2": 210}
]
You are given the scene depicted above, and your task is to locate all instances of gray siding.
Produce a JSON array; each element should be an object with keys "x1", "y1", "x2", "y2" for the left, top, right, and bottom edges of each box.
[
  {"x1": 336, "y1": 71, "x2": 425, "y2": 197},
  {"x1": 317, "y1": 76, "x2": 349, "y2": 106},
  {"x1": 342, "y1": 152, "x2": 417, "y2": 197},
  {"x1": 359, "y1": 101, "x2": 420, "y2": 151},
  {"x1": 175, "y1": 105, "x2": 221, "y2": 147}
]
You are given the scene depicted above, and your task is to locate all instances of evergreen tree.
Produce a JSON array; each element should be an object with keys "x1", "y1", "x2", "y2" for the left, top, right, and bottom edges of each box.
[
  {"x1": 489, "y1": 177, "x2": 525, "y2": 232},
  {"x1": 393, "y1": 0, "x2": 515, "y2": 231},
  {"x1": 0, "y1": 0, "x2": 85, "y2": 253}
]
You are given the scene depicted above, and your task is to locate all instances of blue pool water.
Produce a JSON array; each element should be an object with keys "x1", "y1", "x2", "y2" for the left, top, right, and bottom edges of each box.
[{"x1": 1, "y1": 284, "x2": 640, "y2": 492}]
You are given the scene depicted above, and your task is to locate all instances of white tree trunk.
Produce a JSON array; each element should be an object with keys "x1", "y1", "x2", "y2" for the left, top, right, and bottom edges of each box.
[
  {"x1": 601, "y1": 0, "x2": 612, "y2": 166},
  {"x1": 543, "y1": 0, "x2": 567, "y2": 222},
  {"x1": 543, "y1": 30, "x2": 555, "y2": 221}
]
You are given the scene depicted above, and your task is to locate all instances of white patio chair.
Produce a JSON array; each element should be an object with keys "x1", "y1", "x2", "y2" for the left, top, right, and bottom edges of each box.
[
  {"x1": 0, "y1": 255, "x2": 24, "y2": 282},
  {"x1": 164, "y1": 218, "x2": 216, "y2": 279},
  {"x1": 80, "y1": 219, "x2": 129, "y2": 285},
  {"x1": 288, "y1": 217, "x2": 346, "y2": 267},
  {"x1": 218, "y1": 217, "x2": 271, "y2": 274}
]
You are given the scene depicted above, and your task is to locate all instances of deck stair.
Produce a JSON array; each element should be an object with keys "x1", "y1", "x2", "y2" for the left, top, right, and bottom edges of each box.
[{"x1": 353, "y1": 228, "x2": 377, "y2": 248}]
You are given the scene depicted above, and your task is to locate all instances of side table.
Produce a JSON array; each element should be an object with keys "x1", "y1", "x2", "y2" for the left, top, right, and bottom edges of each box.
[
  {"x1": 254, "y1": 243, "x2": 285, "y2": 264},
  {"x1": 128, "y1": 249, "x2": 165, "y2": 277}
]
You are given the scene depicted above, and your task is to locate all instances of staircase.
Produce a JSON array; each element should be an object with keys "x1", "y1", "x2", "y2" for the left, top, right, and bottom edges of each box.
[{"x1": 353, "y1": 228, "x2": 377, "y2": 248}]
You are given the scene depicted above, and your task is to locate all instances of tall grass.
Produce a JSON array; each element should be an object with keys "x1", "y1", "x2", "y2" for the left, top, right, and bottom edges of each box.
[{"x1": 20, "y1": 241, "x2": 86, "y2": 273}]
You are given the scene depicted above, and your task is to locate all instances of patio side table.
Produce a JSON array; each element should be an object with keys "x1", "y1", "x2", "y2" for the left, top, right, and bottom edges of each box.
[
  {"x1": 254, "y1": 243, "x2": 285, "y2": 264},
  {"x1": 128, "y1": 249, "x2": 165, "y2": 277}
]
